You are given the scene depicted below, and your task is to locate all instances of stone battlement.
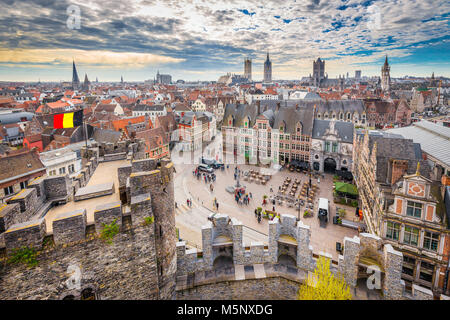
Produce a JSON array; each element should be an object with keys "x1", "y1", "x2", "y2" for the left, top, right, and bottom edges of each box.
[
  {"x1": 0, "y1": 156, "x2": 177, "y2": 300},
  {"x1": 176, "y1": 213, "x2": 435, "y2": 300}
]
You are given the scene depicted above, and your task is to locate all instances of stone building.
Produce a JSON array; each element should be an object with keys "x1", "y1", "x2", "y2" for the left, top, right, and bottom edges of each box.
[{"x1": 311, "y1": 120, "x2": 354, "y2": 173}]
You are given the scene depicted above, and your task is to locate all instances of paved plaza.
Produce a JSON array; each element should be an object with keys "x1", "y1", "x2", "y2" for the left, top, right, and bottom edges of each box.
[{"x1": 174, "y1": 160, "x2": 360, "y2": 261}]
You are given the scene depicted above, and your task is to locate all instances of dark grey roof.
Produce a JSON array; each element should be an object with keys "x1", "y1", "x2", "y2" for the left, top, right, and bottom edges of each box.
[
  {"x1": 134, "y1": 104, "x2": 165, "y2": 112},
  {"x1": 272, "y1": 105, "x2": 314, "y2": 136},
  {"x1": 363, "y1": 134, "x2": 431, "y2": 183},
  {"x1": 223, "y1": 103, "x2": 258, "y2": 128},
  {"x1": 312, "y1": 120, "x2": 354, "y2": 143},
  {"x1": 291, "y1": 99, "x2": 365, "y2": 114},
  {"x1": 93, "y1": 128, "x2": 122, "y2": 144},
  {"x1": 0, "y1": 112, "x2": 35, "y2": 125}
]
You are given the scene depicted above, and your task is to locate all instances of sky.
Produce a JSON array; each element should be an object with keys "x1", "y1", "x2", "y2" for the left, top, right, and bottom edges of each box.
[{"x1": 0, "y1": 0, "x2": 449, "y2": 82}]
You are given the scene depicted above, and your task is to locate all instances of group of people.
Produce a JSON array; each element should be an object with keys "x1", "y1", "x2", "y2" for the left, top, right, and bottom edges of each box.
[
  {"x1": 234, "y1": 189, "x2": 253, "y2": 206},
  {"x1": 193, "y1": 169, "x2": 217, "y2": 184},
  {"x1": 186, "y1": 199, "x2": 193, "y2": 207}
]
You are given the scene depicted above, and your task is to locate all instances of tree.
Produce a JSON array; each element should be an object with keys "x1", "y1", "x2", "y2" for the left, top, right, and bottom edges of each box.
[{"x1": 298, "y1": 256, "x2": 352, "y2": 300}]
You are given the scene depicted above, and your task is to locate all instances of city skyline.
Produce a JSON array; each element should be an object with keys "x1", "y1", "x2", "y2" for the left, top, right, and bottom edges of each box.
[{"x1": 0, "y1": 0, "x2": 449, "y2": 81}]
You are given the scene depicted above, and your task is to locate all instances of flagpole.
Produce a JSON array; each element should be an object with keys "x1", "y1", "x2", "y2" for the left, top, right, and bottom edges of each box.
[{"x1": 83, "y1": 112, "x2": 88, "y2": 149}]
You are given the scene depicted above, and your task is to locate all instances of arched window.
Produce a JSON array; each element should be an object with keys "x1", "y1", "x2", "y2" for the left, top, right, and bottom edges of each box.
[{"x1": 81, "y1": 288, "x2": 96, "y2": 300}]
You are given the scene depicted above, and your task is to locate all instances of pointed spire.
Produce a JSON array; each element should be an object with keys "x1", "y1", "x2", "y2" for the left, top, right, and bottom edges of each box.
[
  {"x1": 384, "y1": 55, "x2": 389, "y2": 66},
  {"x1": 72, "y1": 60, "x2": 80, "y2": 88}
]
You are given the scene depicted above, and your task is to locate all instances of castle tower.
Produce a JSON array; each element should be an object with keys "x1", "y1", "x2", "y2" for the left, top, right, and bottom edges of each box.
[
  {"x1": 72, "y1": 60, "x2": 80, "y2": 89},
  {"x1": 127, "y1": 157, "x2": 177, "y2": 299},
  {"x1": 263, "y1": 52, "x2": 272, "y2": 83},
  {"x1": 381, "y1": 55, "x2": 391, "y2": 92},
  {"x1": 244, "y1": 57, "x2": 252, "y2": 81}
]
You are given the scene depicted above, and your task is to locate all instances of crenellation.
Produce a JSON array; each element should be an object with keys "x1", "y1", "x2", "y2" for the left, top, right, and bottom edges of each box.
[
  {"x1": 52, "y1": 209, "x2": 87, "y2": 245},
  {"x1": 0, "y1": 203, "x2": 20, "y2": 233},
  {"x1": 94, "y1": 202, "x2": 122, "y2": 233},
  {"x1": 4, "y1": 218, "x2": 46, "y2": 251}
]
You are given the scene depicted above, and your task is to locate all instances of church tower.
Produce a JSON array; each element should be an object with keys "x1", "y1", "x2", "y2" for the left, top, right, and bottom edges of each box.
[
  {"x1": 72, "y1": 60, "x2": 80, "y2": 89},
  {"x1": 263, "y1": 52, "x2": 272, "y2": 83},
  {"x1": 381, "y1": 55, "x2": 391, "y2": 92},
  {"x1": 244, "y1": 57, "x2": 252, "y2": 81}
]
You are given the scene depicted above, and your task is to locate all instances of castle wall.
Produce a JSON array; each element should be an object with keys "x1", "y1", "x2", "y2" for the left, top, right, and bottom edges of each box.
[{"x1": 177, "y1": 277, "x2": 300, "y2": 300}]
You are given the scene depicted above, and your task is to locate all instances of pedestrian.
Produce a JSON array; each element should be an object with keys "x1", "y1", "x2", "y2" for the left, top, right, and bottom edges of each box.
[
  {"x1": 257, "y1": 212, "x2": 261, "y2": 223},
  {"x1": 254, "y1": 208, "x2": 258, "y2": 217},
  {"x1": 187, "y1": 199, "x2": 189, "y2": 207},
  {"x1": 216, "y1": 202, "x2": 219, "y2": 211},
  {"x1": 249, "y1": 192, "x2": 252, "y2": 199},
  {"x1": 272, "y1": 199, "x2": 275, "y2": 206},
  {"x1": 270, "y1": 187, "x2": 273, "y2": 193},
  {"x1": 273, "y1": 206, "x2": 275, "y2": 212}
]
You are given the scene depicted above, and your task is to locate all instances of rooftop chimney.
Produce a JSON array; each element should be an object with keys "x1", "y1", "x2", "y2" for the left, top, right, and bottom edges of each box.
[{"x1": 391, "y1": 159, "x2": 409, "y2": 185}]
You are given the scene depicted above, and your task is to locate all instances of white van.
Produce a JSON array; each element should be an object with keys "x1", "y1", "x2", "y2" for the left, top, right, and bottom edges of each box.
[{"x1": 318, "y1": 198, "x2": 329, "y2": 222}]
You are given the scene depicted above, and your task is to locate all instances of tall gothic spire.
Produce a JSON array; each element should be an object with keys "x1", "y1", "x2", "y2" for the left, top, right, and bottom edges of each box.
[{"x1": 72, "y1": 60, "x2": 80, "y2": 88}]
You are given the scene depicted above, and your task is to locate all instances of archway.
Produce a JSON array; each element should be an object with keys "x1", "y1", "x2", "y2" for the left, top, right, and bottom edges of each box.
[
  {"x1": 324, "y1": 158, "x2": 337, "y2": 173},
  {"x1": 81, "y1": 288, "x2": 96, "y2": 300},
  {"x1": 278, "y1": 254, "x2": 296, "y2": 267},
  {"x1": 213, "y1": 255, "x2": 234, "y2": 269}
]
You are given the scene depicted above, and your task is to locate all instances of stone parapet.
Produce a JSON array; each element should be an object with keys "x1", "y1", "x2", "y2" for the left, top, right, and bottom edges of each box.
[
  {"x1": 4, "y1": 218, "x2": 46, "y2": 251},
  {"x1": 52, "y1": 209, "x2": 87, "y2": 245}
]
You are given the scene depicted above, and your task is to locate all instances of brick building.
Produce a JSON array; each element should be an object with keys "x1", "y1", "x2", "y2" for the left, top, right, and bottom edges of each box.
[
  {"x1": 0, "y1": 148, "x2": 46, "y2": 202},
  {"x1": 353, "y1": 130, "x2": 450, "y2": 295}
]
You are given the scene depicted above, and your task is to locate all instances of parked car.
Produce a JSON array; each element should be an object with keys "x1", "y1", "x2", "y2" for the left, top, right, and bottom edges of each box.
[
  {"x1": 200, "y1": 157, "x2": 224, "y2": 169},
  {"x1": 197, "y1": 164, "x2": 214, "y2": 173}
]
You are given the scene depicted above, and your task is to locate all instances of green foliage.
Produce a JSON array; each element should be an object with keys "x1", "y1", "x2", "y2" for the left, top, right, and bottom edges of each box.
[
  {"x1": 351, "y1": 200, "x2": 358, "y2": 207},
  {"x1": 338, "y1": 208, "x2": 346, "y2": 218},
  {"x1": 303, "y1": 210, "x2": 311, "y2": 218},
  {"x1": 143, "y1": 216, "x2": 154, "y2": 226},
  {"x1": 298, "y1": 256, "x2": 352, "y2": 300},
  {"x1": 100, "y1": 219, "x2": 120, "y2": 244},
  {"x1": 8, "y1": 246, "x2": 38, "y2": 267}
]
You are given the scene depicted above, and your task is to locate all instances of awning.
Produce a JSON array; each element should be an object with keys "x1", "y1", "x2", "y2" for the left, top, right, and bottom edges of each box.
[{"x1": 334, "y1": 182, "x2": 359, "y2": 196}]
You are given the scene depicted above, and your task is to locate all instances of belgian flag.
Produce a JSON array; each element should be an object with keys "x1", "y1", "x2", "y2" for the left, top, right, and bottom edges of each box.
[{"x1": 53, "y1": 110, "x2": 83, "y2": 129}]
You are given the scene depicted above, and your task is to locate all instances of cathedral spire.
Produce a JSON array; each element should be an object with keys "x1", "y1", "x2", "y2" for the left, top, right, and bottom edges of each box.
[{"x1": 72, "y1": 60, "x2": 80, "y2": 89}]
